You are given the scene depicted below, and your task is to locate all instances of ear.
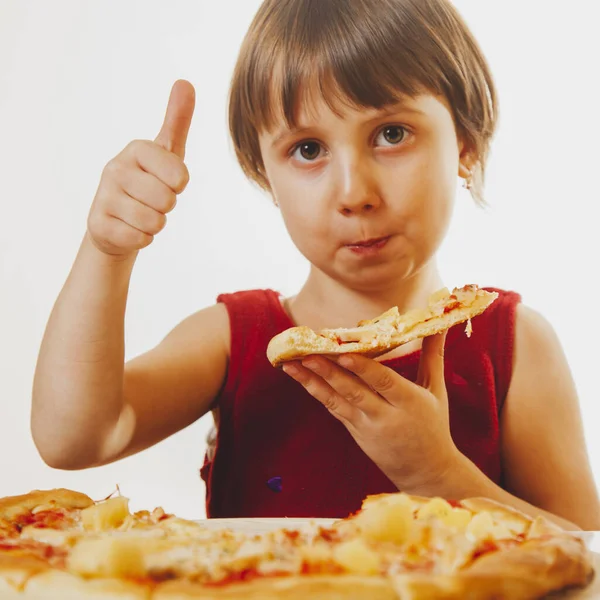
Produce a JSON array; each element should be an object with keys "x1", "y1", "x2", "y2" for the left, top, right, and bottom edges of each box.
[
  {"x1": 457, "y1": 138, "x2": 477, "y2": 180},
  {"x1": 458, "y1": 160, "x2": 473, "y2": 180}
]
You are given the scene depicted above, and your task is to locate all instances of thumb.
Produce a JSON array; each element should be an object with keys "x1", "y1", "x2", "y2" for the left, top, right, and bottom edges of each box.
[
  {"x1": 416, "y1": 330, "x2": 448, "y2": 395},
  {"x1": 154, "y1": 79, "x2": 196, "y2": 159}
]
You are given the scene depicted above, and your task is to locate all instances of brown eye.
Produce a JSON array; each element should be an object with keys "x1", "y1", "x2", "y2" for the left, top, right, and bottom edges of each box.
[
  {"x1": 377, "y1": 126, "x2": 406, "y2": 146},
  {"x1": 293, "y1": 141, "x2": 322, "y2": 162}
]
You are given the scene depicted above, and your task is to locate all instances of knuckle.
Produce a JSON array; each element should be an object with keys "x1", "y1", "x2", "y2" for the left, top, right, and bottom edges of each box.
[
  {"x1": 87, "y1": 210, "x2": 108, "y2": 239},
  {"x1": 124, "y1": 139, "x2": 152, "y2": 166},
  {"x1": 322, "y1": 393, "x2": 338, "y2": 412},
  {"x1": 348, "y1": 359, "x2": 366, "y2": 375},
  {"x1": 155, "y1": 187, "x2": 177, "y2": 213},
  {"x1": 171, "y1": 163, "x2": 190, "y2": 192},
  {"x1": 138, "y1": 232, "x2": 154, "y2": 248},
  {"x1": 102, "y1": 158, "x2": 124, "y2": 180},
  {"x1": 374, "y1": 371, "x2": 395, "y2": 392},
  {"x1": 164, "y1": 192, "x2": 178, "y2": 213},
  {"x1": 120, "y1": 227, "x2": 151, "y2": 250},
  {"x1": 126, "y1": 139, "x2": 148, "y2": 154},
  {"x1": 344, "y1": 387, "x2": 364, "y2": 404},
  {"x1": 150, "y1": 211, "x2": 167, "y2": 234}
]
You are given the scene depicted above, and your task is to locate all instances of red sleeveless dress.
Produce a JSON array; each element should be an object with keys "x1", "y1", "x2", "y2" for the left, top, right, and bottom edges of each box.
[{"x1": 200, "y1": 288, "x2": 520, "y2": 518}]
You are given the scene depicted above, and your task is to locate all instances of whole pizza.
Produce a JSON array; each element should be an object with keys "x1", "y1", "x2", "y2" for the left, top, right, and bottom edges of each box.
[{"x1": 0, "y1": 487, "x2": 593, "y2": 598}]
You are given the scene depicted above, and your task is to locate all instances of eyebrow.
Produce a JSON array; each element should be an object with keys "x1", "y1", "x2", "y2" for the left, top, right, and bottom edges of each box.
[{"x1": 270, "y1": 103, "x2": 425, "y2": 147}]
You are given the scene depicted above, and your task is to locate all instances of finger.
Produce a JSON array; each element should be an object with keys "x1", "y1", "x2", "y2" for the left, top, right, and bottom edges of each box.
[
  {"x1": 154, "y1": 79, "x2": 196, "y2": 159},
  {"x1": 301, "y1": 356, "x2": 385, "y2": 418},
  {"x1": 107, "y1": 194, "x2": 167, "y2": 236},
  {"x1": 282, "y1": 361, "x2": 358, "y2": 423},
  {"x1": 90, "y1": 215, "x2": 154, "y2": 252},
  {"x1": 416, "y1": 330, "x2": 448, "y2": 393},
  {"x1": 121, "y1": 169, "x2": 177, "y2": 214},
  {"x1": 128, "y1": 140, "x2": 190, "y2": 194},
  {"x1": 334, "y1": 354, "x2": 413, "y2": 406}
]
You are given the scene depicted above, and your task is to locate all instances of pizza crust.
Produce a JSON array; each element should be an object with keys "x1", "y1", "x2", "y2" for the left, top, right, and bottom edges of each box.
[
  {"x1": 0, "y1": 489, "x2": 94, "y2": 520},
  {"x1": 266, "y1": 285, "x2": 498, "y2": 367},
  {"x1": 153, "y1": 574, "x2": 398, "y2": 599},
  {"x1": 392, "y1": 534, "x2": 594, "y2": 600},
  {"x1": 22, "y1": 570, "x2": 151, "y2": 599}
]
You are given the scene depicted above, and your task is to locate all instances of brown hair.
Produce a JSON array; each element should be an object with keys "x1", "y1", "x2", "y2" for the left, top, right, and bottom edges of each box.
[{"x1": 229, "y1": 0, "x2": 498, "y2": 204}]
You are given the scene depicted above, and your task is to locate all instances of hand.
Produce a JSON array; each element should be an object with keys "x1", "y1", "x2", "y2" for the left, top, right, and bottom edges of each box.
[
  {"x1": 282, "y1": 332, "x2": 463, "y2": 492},
  {"x1": 87, "y1": 80, "x2": 195, "y2": 257}
]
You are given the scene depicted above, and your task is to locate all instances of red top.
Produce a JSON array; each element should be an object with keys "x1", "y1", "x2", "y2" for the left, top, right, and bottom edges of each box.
[{"x1": 200, "y1": 288, "x2": 521, "y2": 518}]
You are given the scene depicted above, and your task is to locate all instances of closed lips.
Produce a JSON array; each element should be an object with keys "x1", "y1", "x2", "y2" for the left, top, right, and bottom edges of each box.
[{"x1": 347, "y1": 236, "x2": 390, "y2": 247}]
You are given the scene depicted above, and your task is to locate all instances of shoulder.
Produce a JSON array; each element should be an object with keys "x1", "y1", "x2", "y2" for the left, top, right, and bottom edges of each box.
[
  {"x1": 505, "y1": 301, "x2": 572, "y2": 409},
  {"x1": 476, "y1": 290, "x2": 563, "y2": 398},
  {"x1": 511, "y1": 303, "x2": 568, "y2": 376},
  {"x1": 164, "y1": 302, "x2": 231, "y2": 349},
  {"x1": 164, "y1": 289, "x2": 285, "y2": 356}
]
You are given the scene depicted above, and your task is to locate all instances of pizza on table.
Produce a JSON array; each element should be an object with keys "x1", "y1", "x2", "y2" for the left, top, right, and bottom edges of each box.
[{"x1": 0, "y1": 487, "x2": 594, "y2": 598}]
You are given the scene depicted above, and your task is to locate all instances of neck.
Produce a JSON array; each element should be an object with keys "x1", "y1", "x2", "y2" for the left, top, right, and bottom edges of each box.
[{"x1": 287, "y1": 261, "x2": 445, "y2": 331}]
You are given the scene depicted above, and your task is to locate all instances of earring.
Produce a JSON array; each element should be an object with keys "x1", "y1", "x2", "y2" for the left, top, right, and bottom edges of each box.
[{"x1": 462, "y1": 171, "x2": 473, "y2": 190}]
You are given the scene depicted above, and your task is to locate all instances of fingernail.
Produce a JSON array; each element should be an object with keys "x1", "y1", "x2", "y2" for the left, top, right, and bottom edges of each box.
[
  {"x1": 282, "y1": 364, "x2": 298, "y2": 376},
  {"x1": 338, "y1": 355, "x2": 354, "y2": 368},
  {"x1": 302, "y1": 360, "x2": 321, "y2": 373}
]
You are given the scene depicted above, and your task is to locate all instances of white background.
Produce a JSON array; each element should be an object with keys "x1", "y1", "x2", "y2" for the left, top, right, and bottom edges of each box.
[{"x1": 1, "y1": 1, "x2": 599, "y2": 519}]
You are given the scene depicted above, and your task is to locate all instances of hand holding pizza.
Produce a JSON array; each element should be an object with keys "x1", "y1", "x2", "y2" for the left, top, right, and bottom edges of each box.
[
  {"x1": 282, "y1": 331, "x2": 463, "y2": 492},
  {"x1": 86, "y1": 80, "x2": 195, "y2": 257}
]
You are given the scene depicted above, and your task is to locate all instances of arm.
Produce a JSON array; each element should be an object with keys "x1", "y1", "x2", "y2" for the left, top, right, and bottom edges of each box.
[
  {"x1": 31, "y1": 80, "x2": 227, "y2": 469},
  {"x1": 499, "y1": 304, "x2": 600, "y2": 529},
  {"x1": 417, "y1": 304, "x2": 600, "y2": 530},
  {"x1": 31, "y1": 235, "x2": 229, "y2": 469}
]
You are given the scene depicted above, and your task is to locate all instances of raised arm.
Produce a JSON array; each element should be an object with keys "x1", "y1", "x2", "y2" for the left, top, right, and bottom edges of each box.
[{"x1": 31, "y1": 81, "x2": 227, "y2": 469}]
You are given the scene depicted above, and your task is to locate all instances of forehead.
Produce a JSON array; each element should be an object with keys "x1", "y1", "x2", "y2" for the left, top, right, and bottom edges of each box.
[
  {"x1": 267, "y1": 74, "x2": 414, "y2": 123},
  {"x1": 296, "y1": 89, "x2": 433, "y2": 123},
  {"x1": 264, "y1": 81, "x2": 453, "y2": 139}
]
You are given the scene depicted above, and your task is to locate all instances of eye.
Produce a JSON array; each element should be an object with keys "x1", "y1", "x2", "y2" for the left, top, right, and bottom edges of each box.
[
  {"x1": 291, "y1": 141, "x2": 323, "y2": 163},
  {"x1": 375, "y1": 125, "x2": 407, "y2": 147}
]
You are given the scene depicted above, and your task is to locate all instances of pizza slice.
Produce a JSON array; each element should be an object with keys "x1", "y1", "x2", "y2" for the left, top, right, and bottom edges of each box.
[
  {"x1": 267, "y1": 284, "x2": 498, "y2": 367},
  {"x1": 0, "y1": 489, "x2": 217, "y2": 598}
]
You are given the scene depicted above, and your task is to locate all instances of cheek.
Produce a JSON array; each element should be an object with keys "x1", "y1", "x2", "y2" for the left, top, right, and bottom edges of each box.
[
  {"x1": 271, "y1": 175, "x2": 330, "y2": 252},
  {"x1": 280, "y1": 201, "x2": 327, "y2": 250},
  {"x1": 407, "y1": 142, "x2": 457, "y2": 222}
]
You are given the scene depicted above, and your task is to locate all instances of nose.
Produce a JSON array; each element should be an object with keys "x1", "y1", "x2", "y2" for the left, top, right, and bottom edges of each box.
[{"x1": 336, "y1": 158, "x2": 382, "y2": 216}]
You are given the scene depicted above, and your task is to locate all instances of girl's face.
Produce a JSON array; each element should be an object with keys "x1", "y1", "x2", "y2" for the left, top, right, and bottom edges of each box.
[{"x1": 258, "y1": 91, "x2": 469, "y2": 293}]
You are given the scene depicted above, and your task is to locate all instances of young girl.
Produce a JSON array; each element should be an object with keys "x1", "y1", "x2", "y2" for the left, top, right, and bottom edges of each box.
[{"x1": 32, "y1": 0, "x2": 600, "y2": 530}]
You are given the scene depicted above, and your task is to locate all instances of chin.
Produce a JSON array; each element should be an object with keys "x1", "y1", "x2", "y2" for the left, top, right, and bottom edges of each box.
[{"x1": 336, "y1": 262, "x2": 418, "y2": 294}]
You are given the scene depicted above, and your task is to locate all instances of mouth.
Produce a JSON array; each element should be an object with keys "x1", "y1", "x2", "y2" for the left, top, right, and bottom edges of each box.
[
  {"x1": 344, "y1": 235, "x2": 392, "y2": 256},
  {"x1": 345, "y1": 236, "x2": 391, "y2": 248}
]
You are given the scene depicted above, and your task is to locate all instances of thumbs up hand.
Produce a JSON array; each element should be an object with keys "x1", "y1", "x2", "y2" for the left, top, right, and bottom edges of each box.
[{"x1": 87, "y1": 80, "x2": 195, "y2": 257}]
